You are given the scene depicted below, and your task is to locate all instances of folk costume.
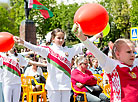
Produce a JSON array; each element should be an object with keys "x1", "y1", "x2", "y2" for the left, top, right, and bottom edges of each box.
[
  {"x1": 23, "y1": 36, "x2": 97, "y2": 102},
  {"x1": 82, "y1": 38, "x2": 138, "y2": 102},
  {"x1": 0, "y1": 53, "x2": 28, "y2": 102}
]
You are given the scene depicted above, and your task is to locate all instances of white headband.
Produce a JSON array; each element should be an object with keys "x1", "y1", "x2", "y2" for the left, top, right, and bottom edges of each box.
[{"x1": 45, "y1": 31, "x2": 52, "y2": 43}]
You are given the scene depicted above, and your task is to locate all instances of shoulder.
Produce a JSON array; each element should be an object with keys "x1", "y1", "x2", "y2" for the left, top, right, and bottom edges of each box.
[
  {"x1": 86, "y1": 70, "x2": 93, "y2": 74},
  {"x1": 72, "y1": 69, "x2": 80, "y2": 74},
  {"x1": 25, "y1": 66, "x2": 32, "y2": 71},
  {"x1": 90, "y1": 67, "x2": 95, "y2": 70},
  {"x1": 37, "y1": 67, "x2": 43, "y2": 71},
  {"x1": 17, "y1": 53, "x2": 25, "y2": 58}
]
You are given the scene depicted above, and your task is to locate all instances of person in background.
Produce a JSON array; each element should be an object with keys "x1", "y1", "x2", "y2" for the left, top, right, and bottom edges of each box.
[
  {"x1": 0, "y1": 47, "x2": 28, "y2": 102},
  {"x1": 24, "y1": 56, "x2": 46, "y2": 91},
  {"x1": 89, "y1": 58, "x2": 103, "y2": 75},
  {"x1": 71, "y1": 56, "x2": 109, "y2": 102},
  {"x1": 0, "y1": 56, "x2": 4, "y2": 102}
]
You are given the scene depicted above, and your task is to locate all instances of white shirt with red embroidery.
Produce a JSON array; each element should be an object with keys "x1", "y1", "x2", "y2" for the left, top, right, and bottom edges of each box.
[
  {"x1": 0, "y1": 57, "x2": 3, "y2": 82},
  {"x1": 24, "y1": 36, "x2": 97, "y2": 90},
  {"x1": 82, "y1": 38, "x2": 138, "y2": 102},
  {"x1": 0, "y1": 53, "x2": 28, "y2": 85}
]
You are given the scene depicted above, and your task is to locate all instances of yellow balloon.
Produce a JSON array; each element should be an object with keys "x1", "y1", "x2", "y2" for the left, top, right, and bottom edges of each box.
[{"x1": 103, "y1": 23, "x2": 110, "y2": 37}]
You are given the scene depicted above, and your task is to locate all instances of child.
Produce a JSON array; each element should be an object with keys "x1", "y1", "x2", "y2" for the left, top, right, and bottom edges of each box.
[
  {"x1": 0, "y1": 57, "x2": 4, "y2": 102},
  {"x1": 14, "y1": 28, "x2": 101, "y2": 102},
  {"x1": 76, "y1": 25, "x2": 138, "y2": 102},
  {"x1": 89, "y1": 58, "x2": 103, "y2": 74},
  {"x1": 0, "y1": 47, "x2": 28, "y2": 102}
]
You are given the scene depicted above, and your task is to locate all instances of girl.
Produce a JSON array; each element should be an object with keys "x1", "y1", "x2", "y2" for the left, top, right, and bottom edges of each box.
[
  {"x1": 0, "y1": 47, "x2": 28, "y2": 102},
  {"x1": 76, "y1": 25, "x2": 138, "y2": 102},
  {"x1": 14, "y1": 28, "x2": 101, "y2": 102},
  {"x1": 0, "y1": 57, "x2": 4, "y2": 102}
]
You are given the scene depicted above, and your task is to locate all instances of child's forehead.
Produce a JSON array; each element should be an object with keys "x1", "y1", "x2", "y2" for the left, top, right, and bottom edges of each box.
[
  {"x1": 119, "y1": 42, "x2": 135, "y2": 49},
  {"x1": 56, "y1": 32, "x2": 64, "y2": 35}
]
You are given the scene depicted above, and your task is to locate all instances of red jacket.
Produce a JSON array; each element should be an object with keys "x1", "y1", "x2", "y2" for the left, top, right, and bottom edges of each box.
[{"x1": 71, "y1": 69, "x2": 97, "y2": 95}]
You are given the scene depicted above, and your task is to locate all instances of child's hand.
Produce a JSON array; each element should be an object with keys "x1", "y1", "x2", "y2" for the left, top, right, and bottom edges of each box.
[
  {"x1": 72, "y1": 23, "x2": 87, "y2": 41},
  {"x1": 13, "y1": 36, "x2": 24, "y2": 45},
  {"x1": 94, "y1": 32, "x2": 103, "y2": 39}
]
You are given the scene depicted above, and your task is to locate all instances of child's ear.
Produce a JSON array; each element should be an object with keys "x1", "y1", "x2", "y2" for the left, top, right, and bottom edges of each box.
[
  {"x1": 115, "y1": 50, "x2": 120, "y2": 59},
  {"x1": 51, "y1": 37, "x2": 54, "y2": 43}
]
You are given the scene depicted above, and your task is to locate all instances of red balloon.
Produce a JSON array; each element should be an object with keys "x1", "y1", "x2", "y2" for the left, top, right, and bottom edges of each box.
[
  {"x1": 74, "y1": 3, "x2": 109, "y2": 35},
  {"x1": 0, "y1": 32, "x2": 14, "y2": 52}
]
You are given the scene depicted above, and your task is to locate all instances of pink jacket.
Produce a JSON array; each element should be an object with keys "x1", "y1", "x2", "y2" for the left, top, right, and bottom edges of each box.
[{"x1": 71, "y1": 69, "x2": 97, "y2": 95}]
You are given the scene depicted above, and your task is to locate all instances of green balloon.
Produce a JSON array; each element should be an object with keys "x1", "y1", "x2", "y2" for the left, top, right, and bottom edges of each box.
[{"x1": 103, "y1": 23, "x2": 110, "y2": 37}]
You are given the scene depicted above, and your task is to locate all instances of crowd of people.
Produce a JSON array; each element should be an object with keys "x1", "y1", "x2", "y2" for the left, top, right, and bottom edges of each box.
[{"x1": 1, "y1": 23, "x2": 138, "y2": 102}]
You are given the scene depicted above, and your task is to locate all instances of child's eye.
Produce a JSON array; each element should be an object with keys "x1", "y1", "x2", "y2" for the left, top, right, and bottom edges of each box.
[{"x1": 126, "y1": 51, "x2": 131, "y2": 53}]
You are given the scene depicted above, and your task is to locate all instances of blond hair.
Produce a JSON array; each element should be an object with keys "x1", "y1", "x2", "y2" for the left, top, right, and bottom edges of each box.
[
  {"x1": 112, "y1": 39, "x2": 134, "y2": 59},
  {"x1": 76, "y1": 55, "x2": 88, "y2": 66}
]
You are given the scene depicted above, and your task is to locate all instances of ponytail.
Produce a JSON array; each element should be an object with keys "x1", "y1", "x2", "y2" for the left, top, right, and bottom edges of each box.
[{"x1": 14, "y1": 49, "x2": 18, "y2": 56}]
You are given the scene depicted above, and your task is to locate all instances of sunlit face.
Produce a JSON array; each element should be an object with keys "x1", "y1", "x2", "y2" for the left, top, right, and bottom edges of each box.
[
  {"x1": 116, "y1": 42, "x2": 135, "y2": 66},
  {"x1": 92, "y1": 59, "x2": 98, "y2": 68},
  {"x1": 80, "y1": 59, "x2": 88, "y2": 71},
  {"x1": 53, "y1": 32, "x2": 65, "y2": 46}
]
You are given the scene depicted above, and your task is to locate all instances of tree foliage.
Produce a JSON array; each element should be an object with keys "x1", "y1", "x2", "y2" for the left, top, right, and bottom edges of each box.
[
  {"x1": 0, "y1": 2, "x2": 18, "y2": 35},
  {"x1": 130, "y1": 0, "x2": 138, "y2": 27},
  {"x1": 99, "y1": 0, "x2": 131, "y2": 48},
  {"x1": 1, "y1": 0, "x2": 138, "y2": 48}
]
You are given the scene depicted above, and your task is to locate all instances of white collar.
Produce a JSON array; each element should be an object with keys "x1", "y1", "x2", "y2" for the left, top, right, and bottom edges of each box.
[{"x1": 52, "y1": 43, "x2": 63, "y2": 50}]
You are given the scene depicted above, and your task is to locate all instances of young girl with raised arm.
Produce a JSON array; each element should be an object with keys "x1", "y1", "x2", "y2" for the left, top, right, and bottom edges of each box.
[
  {"x1": 76, "y1": 24, "x2": 138, "y2": 102},
  {"x1": 0, "y1": 47, "x2": 28, "y2": 102},
  {"x1": 14, "y1": 28, "x2": 101, "y2": 102}
]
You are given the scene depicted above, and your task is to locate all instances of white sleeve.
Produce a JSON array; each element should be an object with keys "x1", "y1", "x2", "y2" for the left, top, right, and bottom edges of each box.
[
  {"x1": 24, "y1": 67, "x2": 30, "y2": 76},
  {"x1": 82, "y1": 38, "x2": 117, "y2": 73},
  {"x1": 38, "y1": 67, "x2": 44, "y2": 76},
  {"x1": 70, "y1": 36, "x2": 98, "y2": 56},
  {"x1": 24, "y1": 41, "x2": 49, "y2": 58},
  {"x1": 0, "y1": 58, "x2": 3, "y2": 66},
  {"x1": 17, "y1": 54, "x2": 28, "y2": 67}
]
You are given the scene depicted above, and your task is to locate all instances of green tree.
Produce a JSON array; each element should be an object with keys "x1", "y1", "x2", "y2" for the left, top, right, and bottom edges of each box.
[
  {"x1": 10, "y1": 0, "x2": 80, "y2": 41},
  {"x1": 99, "y1": 0, "x2": 131, "y2": 49},
  {"x1": 107, "y1": 0, "x2": 131, "y2": 38},
  {"x1": 0, "y1": 3, "x2": 18, "y2": 35},
  {"x1": 130, "y1": 0, "x2": 138, "y2": 27}
]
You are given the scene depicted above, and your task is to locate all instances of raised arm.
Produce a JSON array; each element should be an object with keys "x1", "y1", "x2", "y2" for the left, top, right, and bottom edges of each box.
[
  {"x1": 14, "y1": 36, "x2": 48, "y2": 58},
  {"x1": 75, "y1": 27, "x2": 116, "y2": 73},
  {"x1": 0, "y1": 57, "x2": 3, "y2": 66},
  {"x1": 71, "y1": 24, "x2": 103, "y2": 56},
  {"x1": 29, "y1": 60, "x2": 47, "y2": 67}
]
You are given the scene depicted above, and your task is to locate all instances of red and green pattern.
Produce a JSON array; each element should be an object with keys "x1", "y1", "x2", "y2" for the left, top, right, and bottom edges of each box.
[
  {"x1": 0, "y1": 55, "x2": 21, "y2": 77},
  {"x1": 29, "y1": 0, "x2": 53, "y2": 19},
  {"x1": 47, "y1": 54, "x2": 71, "y2": 78},
  {"x1": 3, "y1": 64, "x2": 21, "y2": 77},
  {"x1": 43, "y1": 46, "x2": 71, "y2": 78}
]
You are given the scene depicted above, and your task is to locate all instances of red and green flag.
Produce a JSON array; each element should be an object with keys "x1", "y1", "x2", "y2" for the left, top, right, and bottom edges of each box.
[{"x1": 28, "y1": 0, "x2": 53, "y2": 19}]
